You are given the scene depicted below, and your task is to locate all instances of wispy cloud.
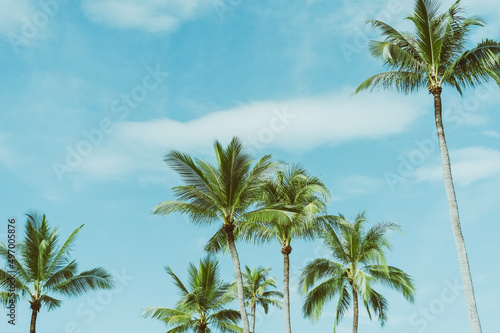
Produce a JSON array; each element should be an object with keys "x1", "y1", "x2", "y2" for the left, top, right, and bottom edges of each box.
[
  {"x1": 73, "y1": 89, "x2": 427, "y2": 180},
  {"x1": 415, "y1": 146, "x2": 500, "y2": 186},
  {"x1": 81, "y1": 0, "x2": 211, "y2": 33},
  {"x1": 0, "y1": 0, "x2": 35, "y2": 36},
  {"x1": 481, "y1": 130, "x2": 500, "y2": 139}
]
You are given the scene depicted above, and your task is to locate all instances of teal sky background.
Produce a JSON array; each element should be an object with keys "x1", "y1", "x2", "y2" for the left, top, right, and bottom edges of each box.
[{"x1": 1, "y1": 0, "x2": 499, "y2": 332}]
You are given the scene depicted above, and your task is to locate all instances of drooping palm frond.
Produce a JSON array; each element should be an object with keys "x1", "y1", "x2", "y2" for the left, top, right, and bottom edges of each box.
[
  {"x1": 50, "y1": 267, "x2": 114, "y2": 297},
  {"x1": 302, "y1": 277, "x2": 342, "y2": 321},
  {"x1": 354, "y1": 71, "x2": 427, "y2": 94},
  {"x1": 332, "y1": 283, "x2": 351, "y2": 333}
]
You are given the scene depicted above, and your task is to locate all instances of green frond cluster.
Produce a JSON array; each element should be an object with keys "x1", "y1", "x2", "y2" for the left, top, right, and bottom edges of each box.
[
  {"x1": 242, "y1": 266, "x2": 283, "y2": 313},
  {"x1": 152, "y1": 137, "x2": 279, "y2": 237},
  {"x1": 238, "y1": 163, "x2": 332, "y2": 249},
  {"x1": 299, "y1": 213, "x2": 415, "y2": 331},
  {"x1": 355, "y1": 0, "x2": 500, "y2": 95},
  {"x1": 0, "y1": 213, "x2": 114, "y2": 313},
  {"x1": 142, "y1": 256, "x2": 242, "y2": 333}
]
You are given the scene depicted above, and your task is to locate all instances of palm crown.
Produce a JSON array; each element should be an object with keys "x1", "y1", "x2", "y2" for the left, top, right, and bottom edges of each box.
[
  {"x1": 241, "y1": 266, "x2": 283, "y2": 333},
  {"x1": 354, "y1": 0, "x2": 500, "y2": 95},
  {"x1": 152, "y1": 137, "x2": 277, "y2": 228},
  {"x1": 242, "y1": 266, "x2": 282, "y2": 312},
  {"x1": 142, "y1": 256, "x2": 242, "y2": 333},
  {"x1": 240, "y1": 164, "x2": 331, "y2": 253},
  {"x1": 300, "y1": 213, "x2": 415, "y2": 333},
  {"x1": 0, "y1": 213, "x2": 114, "y2": 332}
]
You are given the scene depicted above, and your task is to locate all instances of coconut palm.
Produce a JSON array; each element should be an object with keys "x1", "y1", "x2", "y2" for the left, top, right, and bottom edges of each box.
[
  {"x1": 152, "y1": 137, "x2": 284, "y2": 333},
  {"x1": 354, "y1": 1, "x2": 500, "y2": 331},
  {"x1": 241, "y1": 266, "x2": 283, "y2": 333},
  {"x1": 299, "y1": 213, "x2": 415, "y2": 333},
  {"x1": 239, "y1": 164, "x2": 331, "y2": 333},
  {"x1": 142, "y1": 256, "x2": 242, "y2": 333},
  {"x1": 0, "y1": 212, "x2": 114, "y2": 333}
]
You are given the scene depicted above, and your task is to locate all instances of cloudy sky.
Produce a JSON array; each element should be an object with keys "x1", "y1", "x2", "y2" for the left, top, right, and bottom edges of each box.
[{"x1": 1, "y1": 0, "x2": 499, "y2": 332}]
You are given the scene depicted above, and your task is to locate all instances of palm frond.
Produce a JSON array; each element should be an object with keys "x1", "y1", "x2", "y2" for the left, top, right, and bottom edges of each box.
[
  {"x1": 302, "y1": 277, "x2": 341, "y2": 321},
  {"x1": 46, "y1": 225, "x2": 84, "y2": 276},
  {"x1": 333, "y1": 284, "x2": 351, "y2": 333},
  {"x1": 51, "y1": 267, "x2": 114, "y2": 297},
  {"x1": 365, "y1": 265, "x2": 416, "y2": 302},
  {"x1": 354, "y1": 71, "x2": 426, "y2": 94},
  {"x1": 152, "y1": 201, "x2": 221, "y2": 226},
  {"x1": 39, "y1": 294, "x2": 62, "y2": 311}
]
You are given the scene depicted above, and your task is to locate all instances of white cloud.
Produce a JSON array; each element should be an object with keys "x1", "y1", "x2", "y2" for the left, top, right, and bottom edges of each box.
[
  {"x1": 73, "y1": 89, "x2": 427, "y2": 179},
  {"x1": 0, "y1": 0, "x2": 35, "y2": 35},
  {"x1": 481, "y1": 130, "x2": 500, "y2": 139},
  {"x1": 81, "y1": 0, "x2": 210, "y2": 33},
  {"x1": 415, "y1": 146, "x2": 500, "y2": 186}
]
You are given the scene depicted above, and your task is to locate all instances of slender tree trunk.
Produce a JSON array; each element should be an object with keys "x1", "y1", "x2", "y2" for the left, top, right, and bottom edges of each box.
[
  {"x1": 225, "y1": 225, "x2": 250, "y2": 333},
  {"x1": 30, "y1": 307, "x2": 38, "y2": 333},
  {"x1": 250, "y1": 303, "x2": 256, "y2": 333},
  {"x1": 433, "y1": 90, "x2": 482, "y2": 333},
  {"x1": 352, "y1": 288, "x2": 358, "y2": 333},
  {"x1": 282, "y1": 246, "x2": 292, "y2": 333}
]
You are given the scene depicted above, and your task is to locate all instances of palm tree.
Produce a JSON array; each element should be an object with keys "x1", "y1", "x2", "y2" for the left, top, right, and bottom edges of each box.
[
  {"x1": 239, "y1": 164, "x2": 331, "y2": 333},
  {"x1": 152, "y1": 137, "x2": 283, "y2": 333},
  {"x1": 241, "y1": 266, "x2": 283, "y2": 333},
  {"x1": 0, "y1": 212, "x2": 114, "y2": 333},
  {"x1": 142, "y1": 256, "x2": 242, "y2": 333},
  {"x1": 354, "y1": 1, "x2": 500, "y2": 331},
  {"x1": 299, "y1": 212, "x2": 415, "y2": 333}
]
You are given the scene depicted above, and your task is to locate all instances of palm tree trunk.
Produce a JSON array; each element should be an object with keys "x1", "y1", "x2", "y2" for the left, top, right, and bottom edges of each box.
[
  {"x1": 282, "y1": 247, "x2": 292, "y2": 333},
  {"x1": 433, "y1": 90, "x2": 482, "y2": 333},
  {"x1": 225, "y1": 225, "x2": 250, "y2": 333},
  {"x1": 30, "y1": 308, "x2": 38, "y2": 333},
  {"x1": 250, "y1": 303, "x2": 256, "y2": 333},
  {"x1": 352, "y1": 288, "x2": 358, "y2": 333}
]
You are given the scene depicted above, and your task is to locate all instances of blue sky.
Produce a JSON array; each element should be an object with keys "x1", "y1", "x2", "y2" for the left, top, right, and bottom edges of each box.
[{"x1": 1, "y1": 0, "x2": 500, "y2": 332}]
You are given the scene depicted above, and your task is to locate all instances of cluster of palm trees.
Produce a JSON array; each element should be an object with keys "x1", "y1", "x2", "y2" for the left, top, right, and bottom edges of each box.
[
  {"x1": 1, "y1": 0, "x2": 499, "y2": 332},
  {"x1": 147, "y1": 136, "x2": 415, "y2": 333}
]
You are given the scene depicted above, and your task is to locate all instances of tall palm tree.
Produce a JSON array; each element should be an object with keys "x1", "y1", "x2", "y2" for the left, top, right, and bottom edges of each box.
[
  {"x1": 241, "y1": 266, "x2": 283, "y2": 333},
  {"x1": 152, "y1": 137, "x2": 283, "y2": 333},
  {"x1": 299, "y1": 213, "x2": 415, "y2": 333},
  {"x1": 142, "y1": 256, "x2": 242, "y2": 333},
  {"x1": 239, "y1": 164, "x2": 331, "y2": 333},
  {"x1": 354, "y1": 1, "x2": 500, "y2": 331},
  {"x1": 0, "y1": 212, "x2": 114, "y2": 333}
]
